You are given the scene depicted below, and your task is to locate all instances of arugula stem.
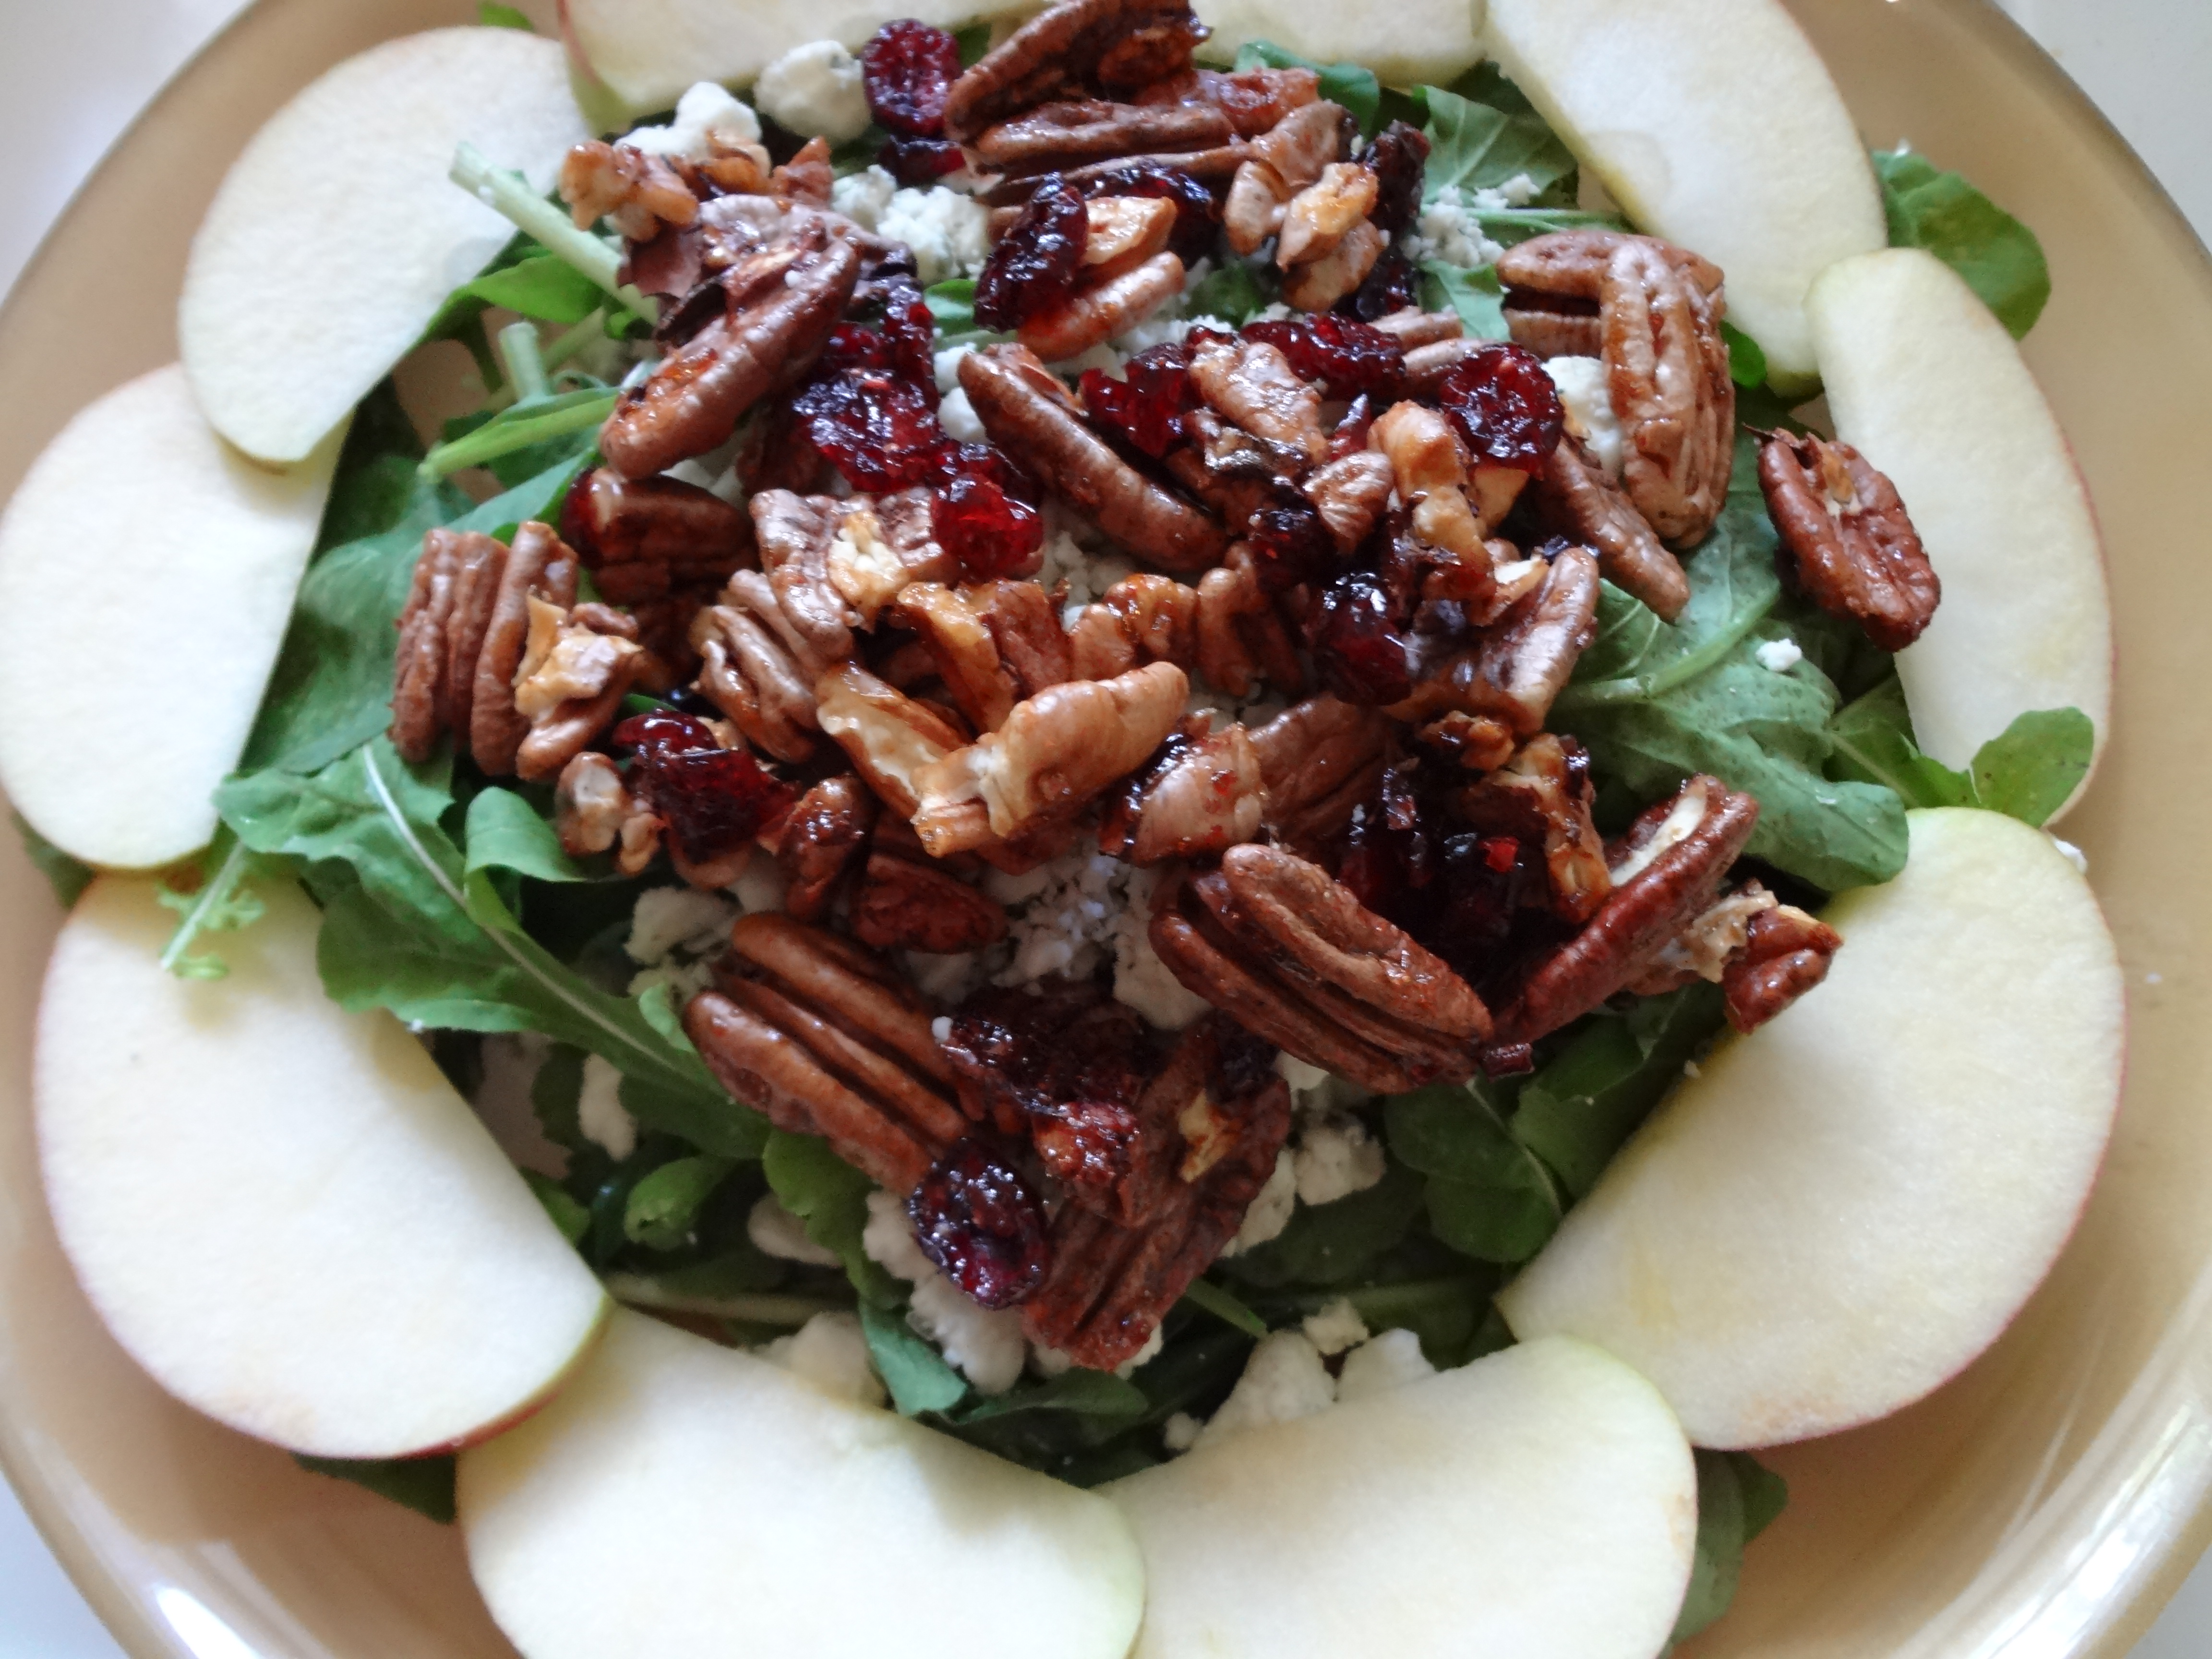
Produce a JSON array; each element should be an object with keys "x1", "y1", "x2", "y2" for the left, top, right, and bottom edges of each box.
[
  {"x1": 1180, "y1": 1277, "x2": 1269, "y2": 1338},
  {"x1": 157, "y1": 829, "x2": 262, "y2": 980},
  {"x1": 603, "y1": 1279, "x2": 846, "y2": 1325},
  {"x1": 417, "y1": 389, "x2": 617, "y2": 480},
  {"x1": 497, "y1": 320, "x2": 550, "y2": 402},
  {"x1": 542, "y1": 309, "x2": 608, "y2": 371},
  {"x1": 450, "y1": 143, "x2": 658, "y2": 324},
  {"x1": 1554, "y1": 587, "x2": 1780, "y2": 712}
]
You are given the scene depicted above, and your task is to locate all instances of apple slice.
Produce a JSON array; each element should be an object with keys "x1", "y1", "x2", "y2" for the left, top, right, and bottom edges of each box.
[
  {"x1": 180, "y1": 27, "x2": 588, "y2": 463},
  {"x1": 560, "y1": 0, "x2": 1036, "y2": 122},
  {"x1": 1498, "y1": 809, "x2": 2123, "y2": 1450},
  {"x1": 1193, "y1": 0, "x2": 1482, "y2": 90},
  {"x1": 1106, "y1": 1336, "x2": 1696, "y2": 1659},
  {"x1": 458, "y1": 1308, "x2": 1144, "y2": 1659},
  {"x1": 0, "y1": 365, "x2": 336, "y2": 870},
  {"x1": 1483, "y1": 0, "x2": 1884, "y2": 387},
  {"x1": 37, "y1": 877, "x2": 610, "y2": 1458},
  {"x1": 1810, "y1": 248, "x2": 2112, "y2": 778}
]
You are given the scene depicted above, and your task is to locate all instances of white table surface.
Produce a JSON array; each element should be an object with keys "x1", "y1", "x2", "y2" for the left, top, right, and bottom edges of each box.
[{"x1": 0, "y1": 1, "x2": 2207, "y2": 1654}]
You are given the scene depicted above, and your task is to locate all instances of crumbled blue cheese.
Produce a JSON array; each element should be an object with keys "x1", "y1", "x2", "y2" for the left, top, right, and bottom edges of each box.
[
  {"x1": 2051, "y1": 836, "x2": 2089, "y2": 875},
  {"x1": 906, "y1": 950, "x2": 985, "y2": 1004},
  {"x1": 1162, "y1": 1411, "x2": 1204, "y2": 1453},
  {"x1": 623, "y1": 82, "x2": 762, "y2": 163},
  {"x1": 1755, "y1": 637, "x2": 1804, "y2": 674},
  {"x1": 1293, "y1": 1115, "x2": 1387, "y2": 1206},
  {"x1": 626, "y1": 887, "x2": 738, "y2": 966},
  {"x1": 1301, "y1": 1297, "x2": 1370, "y2": 1357},
  {"x1": 747, "y1": 1192, "x2": 842, "y2": 1267},
  {"x1": 1274, "y1": 1053, "x2": 1331, "y2": 1094},
  {"x1": 1544, "y1": 355, "x2": 1626, "y2": 478},
  {"x1": 862, "y1": 1189, "x2": 1026, "y2": 1394},
  {"x1": 577, "y1": 1055, "x2": 637, "y2": 1161},
  {"x1": 1334, "y1": 1328, "x2": 1437, "y2": 1403},
  {"x1": 1221, "y1": 1149, "x2": 1297, "y2": 1255},
  {"x1": 760, "y1": 1310, "x2": 886, "y2": 1407},
  {"x1": 1402, "y1": 180, "x2": 1541, "y2": 271},
  {"x1": 831, "y1": 164, "x2": 899, "y2": 230},
  {"x1": 753, "y1": 40, "x2": 872, "y2": 144},
  {"x1": 878, "y1": 187, "x2": 993, "y2": 284},
  {"x1": 1112, "y1": 867, "x2": 1213, "y2": 1030},
  {"x1": 728, "y1": 855, "x2": 791, "y2": 915},
  {"x1": 1197, "y1": 1330, "x2": 1337, "y2": 1447}
]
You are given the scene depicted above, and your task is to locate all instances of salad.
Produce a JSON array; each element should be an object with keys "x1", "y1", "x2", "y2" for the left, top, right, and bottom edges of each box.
[{"x1": 3, "y1": 1, "x2": 2125, "y2": 1656}]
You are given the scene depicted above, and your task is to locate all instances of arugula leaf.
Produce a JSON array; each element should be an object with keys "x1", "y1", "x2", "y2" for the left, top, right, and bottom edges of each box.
[
  {"x1": 523, "y1": 1168, "x2": 591, "y2": 1244},
  {"x1": 1874, "y1": 150, "x2": 2050, "y2": 339},
  {"x1": 860, "y1": 1299, "x2": 971, "y2": 1415},
  {"x1": 1234, "y1": 40, "x2": 1380, "y2": 134},
  {"x1": 952, "y1": 20, "x2": 994, "y2": 65},
  {"x1": 420, "y1": 386, "x2": 613, "y2": 481},
  {"x1": 1512, "y1": 984, "x2": 1725, "y2": 1198},
  {"x1": 447, "y1": 253, "x2": 607, "y2": 326},
  {"x1": 1671, "y1": 1450, "x2": 1789, "y2": 1645},
  {"x1": 1720, "y1": 321, "x2": 1768, "y2": 389},
  {"x1": 924, "y1": 278, "x2": 1008, "y2": 349},
  {"x1": 1419, "y1": 84, "x2": 1576, "y2": 205},
  {"x1": 1385, "y1": 1083, "x2": 1561, "y2": 1264},
  {"x1": 1419, "y1": 260, "x2": 1509, "y2": 340},
  {"x1": 1185, "y1": 260, "x2": 1275, "y2": 325},
  {"x1": 1181, "y1": 1276, "x2": 1268, "y2": 1338},
  {"x1": 1215, "y1": 1159, "x2": 1425, "y2": 1289},
  {"x1": 1827, "y1": 679, "x2": 2092, "y2": 828},
  {"x1": 477, "y1": 2, "x2": 532, "y2": 28},
  {"x1": 762, "y1": 1129, "x2": 900, "y2": 1304},
  {"x1": 624, "y1": 1154, "x2": 736, "y2": 1250},
  {"x1": 155, "y1": 829, "x2": 270, "y2": 981},
  {"x1": 294, "y1": 1453, "x2": 457, "y2": 1524},
  {"x1": 14, "y1": 813, "x2": 92, "y2": 909},
  {"x1": 463, "y1": 787, "x2": 589, "y2": 883},
  {"x1": 1553, "y1": 435, "x2": 1909, "y2": 893},
  {"x1": 317, "y1": 380, "x2": 438, "y2": 552},
  {"x1": 947, "y1": 1369, "x2": 1150, "y2": 1426}
]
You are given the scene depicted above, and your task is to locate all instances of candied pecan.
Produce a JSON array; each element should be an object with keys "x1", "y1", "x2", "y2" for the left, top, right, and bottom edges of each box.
[
  {"x1": 1283, "y1": 219, "x2": 1383, "y2": 313},
  {"x1": 1187, "y1": 334, "x2": 1328, "y2": 465},
  {"x1": 689, "y1": 914, "x2": 964, "y2": 1194},
  {"x1": 852, "y1": 846, "x2": 1010, "y2": 953},
  {"x1": 960, "y1": 345, "x2": 1226, "y2": 571},
  {"x1": 1250, "y1": 695, "x2": 1391, "y2": 857},
  {"x1": 1496, "y1": 229, "x2": 1724, "y2": 310},
  {"x1": 823, "y1": 487, "x2": 966, "y2": 626},
  {"x1": 1602, "y1": 240, "x2": 1735, "y2": 545},
  {"x1": 1133, "y1": 66, "x2": 1318, "y2": 134},
  {"x1": 1195, "y1": 549, "x2": 1304, "y2": 698},
  {"x1": 1064, "y1": 572, "x2": 1198, "y2": 680},
  {"x1": 1082, "y1": 195, "x2": 1178, "y2": 277},
  {"x1": 511, "y1": 597, "x2": 645, "y2": 782},
  {"x1": 1022, "y1": 1014, "x2": 1289, "y2": 1368},
  {"x1": 559, "y1": 140, "x2": 699, "y2": 241},
  {"x1": 753, "y1": 490, "x2": 863, "y2": 666},
  {"x1": 770, "y1": 136, "x2": 834, "y2": 208},
  {"x1": 1369, "y1": 307, "x2": 1465, "y2": 351},
  {"x1": 895, "y1": 583, "x2": 1020, "y2": 733},
  {"x1": 942, "y1": 0, "x2": 1208, "y2": 142},
  {"x1": 912, "y1": 660, "x2": 1188, "y2": 854},
  {"x1": 1223, "y1": 102, "x2": 1344, "y2": 255},
  {"x1": 1722, "y1": 901, "x2": 1842, "y2": 1032},
  {"x1": 601, "y1": 219, "x2": 860, "y2": 480},
  {"x1": 1277, "y1": 161, "x2": 1379, "y2": 268},
  {"x1": 1301, "y1": 449, "x2": 1396, "y2": 552},
  {"x1": 1392, "y1": 544, "x2": 1600, "y2": 740},
  {"x1": 1021, "y1": 251, "x2": 1188, "y2": 364},
  {"x1": 1455, "y1": 734, "x2": 1611, "y2": 926},
  {"x1": 1104, "y1": 719, "x2": 1264, "y2": 864},
  {"x1": 976, "y1": 98, "x2": 1233, "y2": 173},
  {"x1": 974, "y1": 577, "x2": 1073, "y2": 697},
  {"x1": 1498, "y1": 776, "x2": 1760, "y2": 1044},
  {"x1": 1529, "y1": 437, "x2": 1688, "y2": 622},
  {"x1": 1758, "y1": 432, "x2": 1940, "y2": 651},
  {"x1": 814, "y1": 662, "x2": 968, "y2": 819},
  {"x1": 941, "y1": 982, "x2": 1151, "y2": 1141},
  {"x1": 559, "y1": 467, "x2": 753, "y2": 606},
  {"x1": 773, "y1": 774, "x2": 878, "y2": 921},
  {"x1": 1370, "y1": 400, "x2": 1487, "y2": 561},
  {"x1": 691, "y1": 581, "x2": 828, "y2": 763}
]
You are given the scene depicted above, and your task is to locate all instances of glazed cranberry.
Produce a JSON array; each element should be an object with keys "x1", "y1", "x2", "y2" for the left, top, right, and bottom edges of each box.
[
  {"x1": 1337, "y1": 761, "x2": 1431, "y2": 916},
  {"x1": 613, "y1": 712, "x2": 796, "y2": 866},
  {"x1": 1429, "y1": 830, "x2": 1536, "y2": 973},
  {"x1": 875, "y1": 272, "x2": 939, "y2": 390},
  {"x1": 1245, "y1": 313, "x2": 1405, "y2": 401},
  {"x1": 932, "y1": 470, "x2": 1044, "y2": 579},
  {"x1": 973, "y1": 178, "x2": 1089, "y2": 333},
  {"x1": 1080, "y1": 341, "x2": 1192, "y2": 460},
  {"x1": 1079, "y1": 164, "x2": 1221, "y2": 264},
  {"x1": 1339, "y1": 251, "x2": 1422, "y2": 323},
  {"x1": 879, "y1": 135, "x2": 966, "y2": 186},
  {"x1": 790, "y1": 370, "x2": 950, "y2": 491},
  {"x1": 1359, "y1": 122, "x2": 1430, "y2": 240},
  {"x1": 861, "y1": 19, "x2": 962, "y2": 138},
  {"x1": 908, "y1": 1138, "x2": 1052, "y2": 1309},
  {"x1": 1436, "y1": 344, "x2": 1566, "y2": 473},
  {"x1": 1245, "y1": 482, "x2": 1335, "y2": 593},
  {"x1": 1310, "y1": 571, "x2": 1414, "y2": 706}
]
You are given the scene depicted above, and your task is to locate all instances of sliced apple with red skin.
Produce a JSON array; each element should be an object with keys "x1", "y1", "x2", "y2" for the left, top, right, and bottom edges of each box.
[
  {"x1": 37, "y1": 877, "x2": 610, "y2": 1459},
  {"x1": 1107, "y1": 1336, "x2": 1697, "y2": 1659},
  {"x1": 180, "y1": 27, "x2": 588, "y2": 464},
  {"x1": 1810, "y1": 247, "x2": 2112, "y2": 782},
  {"x1": 1499, "y1": 809, "x2": 2124, "y2": 1450},
  {"x1": 459, "y1": 1309, "x2": 1145, "y2": 1659},
  {"x1": 0, "y1": 366, "x2": 337, "y2": 870},
  {"x1": 1483, "y1": 0, "x2": 1885, "y2": 389}
]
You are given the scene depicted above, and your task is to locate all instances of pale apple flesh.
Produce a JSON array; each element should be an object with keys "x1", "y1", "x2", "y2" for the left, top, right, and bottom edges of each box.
[
  {"x1": 179, "y1": 27, "x2": 588, "y2": 464},
  {"x1": 1193, "y1": 0, "x2": 1481, "y2": 91},
  {"x1": 1499, "y1": 810, "x2": 2124, "y2": 1450},
  {"x1": 1483, "y1": 0, "x2": 1885, "y2": 387},
  {"x1": 1810, "y1": 248, "x2": 2112, "y2": 783},
  {"x1": 36, "y1": 877, "x2": 611, "y2": 1460},
  {"x1": 458, "y1": 1308, "x2": 1145, "y2": 1659},
  {"x1": 1106, "y1": 1336, "x2": 1698, "y2": 1659},
  {"x1": 0, "y1": 366, "x2": 337, "y2": 871}
]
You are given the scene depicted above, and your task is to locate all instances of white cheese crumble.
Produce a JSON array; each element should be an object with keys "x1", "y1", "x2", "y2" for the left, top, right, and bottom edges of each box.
[
  {"x1": 1197, "y1": 1330, "x2": 1337, "y2": 1447},
  {"x1": 1221, "y1": 1149, "x2": 1297, "y2": 1255},
  {"x1": 2051, "y1": 836, "x2": 2089, "y2": 875},
  {"x1": 1111, "y1": 866, "x2": 1213, "y2": 1030},
  {"x1": 1334, "y1": 1328, "x2": 1438, "y2": 1403},
  {"x1": 931, "y1": 1014, "x2": 954, "y2": 1043},
  {"x1": 1302, "y1": 1297, "x2": 1370, "y2": 1357},
  {"x1": 939, "y1": 387, "x2": 986, "y2": 443},
  {"x1": 753, "y1": 40, "x2": 872, "y2": 144},
  {"x1": 1545, "y1": 355, "x2": 1626, "y2": 478},
  {"x1": 1038, "y1": 513, "x2": 1136, "y2": 611},
  {"x1": 1162, "y1": 1411, "x2": 1204, "y2": 1452},
  {"x1": 1293, "y1": 1116, "x2": 1388, "y2": 1206},
  {"x1": 878, "y1": 187, "x2": 993, "y2": 284},
  {"x1": 862, "y1": 1189, "x2": 1026, "y2": 1394},
  {"x1": 906, "y1": 950, "x2": 985, "y2": 1004},
  {"x1": 830, "y1": 164, "x2": 899, "y2": 230},
  {"x1": 1403, "y1": 183, "x2": 1518, "y2": 271},
  {"x1": 760, "y1": 1310, "x2": 886, "y2": 1407},
  {"x1": 1274, "y1": 1053, "x2": 1332, "y2": 1094},
  {"x1": 729, "y1": 855, "x2": 791, "y2": 915},
  {"x1": 623, "y1": 81, "x2": 762, "y2": 163},
  {"x1": 747, "y1": 1192, "x2": 842, "y2": 1267},
  {"x1": 1755, "y1": 637, "x2": 1804, "y2": 674},
  {"x1": 990, "y1": 846, "x2": 1128, "y2": 985},
  {"x1": 625, "y1": 887, "x2": 738, "y2": 965},
  {"x1": 577, "y1": 1055, "x2": 637, "y2": 1161}
]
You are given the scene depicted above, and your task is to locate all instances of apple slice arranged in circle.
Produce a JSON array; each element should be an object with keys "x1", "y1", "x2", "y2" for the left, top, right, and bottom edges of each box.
[
  {"x1": 0, "y1": 365, "x2": 337, "y2": 871},
  {"x1": 1500, "y1": 809, "x2": 2124, "y2": 1450},
  {"x1": 37, "y1": 877, "x2": 610, "y2": 1459},
  {"x1": 459, "y1": 1309, "x2": 1145, "y2": 1659},
  {"x1": 180, "y1": 26, "x2": 588, "y2": 464},
  {"x1": 1811, "y1": 248, "x2": 2112, "y2": 783},
  {"x1": 1482, "y1": 0, "x2": 1885, "y2": 389},
  {"x1": 1106, "y1": 1336, "x2": 1697, "y2": 1659}
]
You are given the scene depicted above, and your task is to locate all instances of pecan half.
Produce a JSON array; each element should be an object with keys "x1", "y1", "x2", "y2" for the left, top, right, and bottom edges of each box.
[
  {"x1": 1497, "y1": 775, "x2": 1760, "y2": 1044},
  {"x1": 852, "y1": 845, "x2": 1010, "y2": 953},
  {"x1": 1758, "y1": 432, "x2": 1940, "y2": 651},
  {"x1": 687, "y1": 914, "x2": 965, "y2": 1194},
  {"x1": 1529, "y1": 436, "x2": 1688, "y2": 622},
  {"x1": 961, "y1": 345, "x2": 1226, "y2": 572},
  {"x1": 976, "y1": 98, "x2": 1233, "y2": 174},
  {"x1": 943, "y1": 0, "x2": 1209, "y2": 142},
  {"x1": 1098, "y1": 717, "x2": 1265, "y2": 864},
  {"x1": 1021, "y1": 250, "x2": 1187, "y2": 364},
  {"x1": 1722, "y1": 901, "x2": 1842, "y2": 1032},
  {"x1": 828, "y1": 487, "x2": 969, "y2": 625},
  {"x1": 772, "y1": 774, "x2": 878, "y2": 921},
  {"x1": 1302, "y1": 449, "x2": 1396, "y2": 552},
  {"x1": 1224, "y1": 102, "x2": 1343, "y2": 255},
  {"x1": 1277, "y1": 161, "x2": 1379, "y2": 269},
  {"x1": 1133, "y1": 66, "x2": 1319, "y2": 135},
  {"x1": 1391, "y1": 544, "x2": 1601, "y2": 741},
  {"x1": 1282, "y1": 218, "x2": 1383, "y2": 313},
  {"x1": 561, "y1": 467, "x2": 753, "y2": 606},
  {"x1": 895, "y1": 583, "x2": 1021, "y2": 733},
  {"x1": 1250, "y1": 695, "x2": 1391, "y2": 858},
  {"x1": 814, "y1": 662, "x2": 969, "y2": 819},
  {"x1": 1195, "y1": 549, "x2": 1303, "y2": 698},
  {"x1": 974, "y1": 577, "x2": 1073, "y2": 697},
  {"x1": 1188, "y1": 334, "x2": 1328, "y2": 465}
]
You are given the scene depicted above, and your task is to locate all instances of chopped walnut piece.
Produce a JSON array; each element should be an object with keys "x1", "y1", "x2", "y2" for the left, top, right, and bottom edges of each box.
[
  {"x1": 1529, "y1": 437, "x2": 1688, "y2": 622},
  {"x1": 1188, "y1": 334, "x2": 1328, "y2": 464},
  {"x1": 895, "y1": 583, "x2": 1020, "y2": 733},
  {"x1": 559, "y1": 140, "x2": 699, "y2": 240},
  {"x1": 688, "y1": 914, "x2": 965, "y2": 1194},
  {"x1": 961, "y1": 345, "x2": 1227, "y2": 572},
  {"x1": 1371, "y1": 400, "x2": 1486, "y2": 560},
  {"x1": 1195, "y1": 550, "x2": 1303, "y2": 698},
  {"x1": 1392, "y1": 544, "x2": 1601, "y2": 742},
  {"x1": 1758, "y1": 432, "x2": 1940, "y2": 651},
  {"x1": 1224, "y1": 101, "x2": 1343, "y2": 255},
  {"x1": 1250, "y1": 695, "x2": 1391, "y2": 858},
  {"x1": 814, "y1": 662, "x2": 969, "y2": 819},
  {"x1": 1020, "y1": 250, "x2": 1187, "y2": 364},
  {"x1": 1152, "y1": 846, "x2": 1491, "y2": 1094},
  {"x1": 1282, "y1": 218, "x2": 1382, "y2": 313},
  {"x1": 1302, "y1": 449, "x2": 1395, "y2": 551},
  {"x1": 912, "y1": 660, "x2": 1188, "y2": 853},
  {"x1": 1083, "y1": 193, "x2": 1179, "y2": 274},
  {"x1": 554, "y1": 752, "x2": 662, "y2": 876},
  {"x1": 1099, "y1": 717, "x2": 1265, "y2": 864},
  {"x1": 976, "y1": 99, "x2": 1232, "y2": 174},
  {"x1": 770, "y1": 135, "x2": 834, "y2": 207},
  {"x1": 772, "y1": 774, "x2": 878, "y2": 921},
  {"x1": 1456, "y1": 734, "x2": 1611, "y2": 926},
  {"x1": 942, "y1": 0, "x2": 1209, "y2": 142},
  {"x1": 1722, "y1": 901, "x2": 1842, "y2": 1032},
  {"x1": 511, "y1": 598, "x2": 645, "y2": 782},
  {"x1": 561, "y1": 467, "x2": 753, "y2": 606},
  {"x1": 1277, "y1": 161, "x2": 1378, "y2": 268},
  {"x1": 1498, "y1": 775, "x2": 1761, "y2": 1045}
]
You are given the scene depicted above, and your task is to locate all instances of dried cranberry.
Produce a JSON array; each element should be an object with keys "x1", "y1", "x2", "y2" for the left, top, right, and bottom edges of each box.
[
  {"x1": 932, "y1": 471, "x2": 1044, "y2": 579},
  {"x1": 745, "y1": 404, "x2": 831, "y2": 494},
  {"x1": 791, "y1": 369, "x2": 950, "y2": 491},
  {"x1": 934, "y1": 440, "x2": 1041, "y2": 506},
  {"x1": 1246, "y1": 482, "x2": 1335, "y2": 593},
  {"x1": 973, "y1": 178, "x2": 1088, "y2": 333},
  {"x1": 1429, "y1": 830, "x2": 1536, "y2": 973},
  {"x1": 1359, "y1": 122, "x2": 1430, "y2": 240},
  {"x1": 1436, "y1": 344, "x2": 1566, "y2": 473},
  {"x1": 875, "y1": 273, "x2": 938, "y2": 390},
  {"x1": 1080, "y1": 341, "x2": 1193, "y2": 460},
  {"x1": 1078, "y1": 164, "x2": 1221, "y2": 265},
  {"x1": 1310, "y1": 571, "x2": 1414, "y2": 705},
  {"x1": 880, "y1": 136, "x2": 965, "y2": 186},
  {"x1": 1338, "y1": 251, "x2": 1422, "y2": 323},
  {"x1": 862, "y1": 19, "x2": 962, "y2": 138},
  {"x1": 908, "y1": 1137, "x2": 1052, "y2": 1308},
  {"x1": 1327, "y1": 393, "x2": 1377, "y2": 461},
  {"x1": 1338, "y1": 760, "x2": 1432, "y2": 916},
  {"x1": 1244, "y1": 313, "x2": 1405, "y2": 401},
  {"x1": 1031, "y1": 1099, "x2": 1143, "y2": 1195},
  {"x1": 1213, "y1": 1020, "x2": 1278, "y2": 1100},
  {"x1": 613, "y1": 711, "x2": 797, "y2": 866},
  {"x1": 819, "y1": 322, "x2": 893, "y2": 375}
]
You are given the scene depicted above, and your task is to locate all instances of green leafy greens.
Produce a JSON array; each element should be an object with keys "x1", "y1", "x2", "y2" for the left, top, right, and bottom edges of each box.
[
  {"x1": 14, "y1": 813, "x2": 93, "y2": 909},
  {"x1": 1671, "y1": 1451, "x2": 1789, "y2": 1645},
  {"x1": 1828, "y1": 678, "x2": 2092, "y2": 827},
  {"x1": 1875, "y1": 149, "x2": 2051, "y2": 339}
]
